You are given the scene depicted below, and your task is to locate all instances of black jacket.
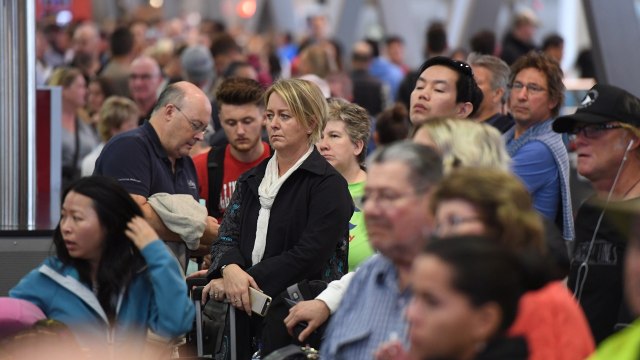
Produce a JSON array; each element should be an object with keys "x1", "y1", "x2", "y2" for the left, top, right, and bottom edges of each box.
[
  {"x1": 501, "y1": 33, "x2": 536, "y2": 65},
  {"x1": 208, "y1": 147, "x2": 353, "y2": 297}
]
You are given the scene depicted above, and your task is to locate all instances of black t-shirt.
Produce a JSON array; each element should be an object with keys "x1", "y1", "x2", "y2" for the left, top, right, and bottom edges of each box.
[{"x1": 568, "y1": 196, "x2": 638, "y2": 343}]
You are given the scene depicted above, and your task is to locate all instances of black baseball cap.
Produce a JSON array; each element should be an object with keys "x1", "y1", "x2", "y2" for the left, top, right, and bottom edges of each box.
[{"x1": 553, "y1": 83, "x2": 640, "y2": 133}]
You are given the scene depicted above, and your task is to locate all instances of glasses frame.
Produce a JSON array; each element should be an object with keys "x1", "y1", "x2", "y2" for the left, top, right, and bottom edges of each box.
[
  {"x1": 509, "y1": 81, "x2": 547, "y2": 94},
  {"x1": 567, "y1": 123, "x2": 623, "y2": 139},
  {"x1": 171, "y1": 104, "x2": 209, "y2": 135},
  {"x1": 435, "y1": 215, "x2": 482, "y2": 235},
  {"x1": 358, "y1": 186, "x2": 430, "y2": 210}
]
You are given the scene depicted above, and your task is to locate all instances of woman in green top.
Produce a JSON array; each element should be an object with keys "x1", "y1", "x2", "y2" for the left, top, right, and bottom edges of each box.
[{"x1": 318, "y1": 98, "x2": 373, "y2": 271}]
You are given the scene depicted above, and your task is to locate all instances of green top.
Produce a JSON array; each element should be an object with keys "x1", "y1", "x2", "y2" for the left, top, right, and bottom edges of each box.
[
  {"x1": 347, "y1": 181, "x2": 374, "y2": 271},
  {"x1": 589, "y1": 318, "x2": 640, "y2": 360}
]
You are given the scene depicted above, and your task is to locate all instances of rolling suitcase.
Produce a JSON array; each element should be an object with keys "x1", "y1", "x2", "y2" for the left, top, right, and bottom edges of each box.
[{"x1": 189, "y1": 285, "x2": 237, "y2": 360}]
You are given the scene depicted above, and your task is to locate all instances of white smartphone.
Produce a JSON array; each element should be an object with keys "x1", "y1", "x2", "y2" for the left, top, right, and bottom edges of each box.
[{"x1": 249, "y1": 287, "x2": 272, "y2": 317}]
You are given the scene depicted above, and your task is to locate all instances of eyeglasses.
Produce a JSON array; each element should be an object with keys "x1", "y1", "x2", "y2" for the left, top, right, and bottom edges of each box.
[
  {"x1": 358, "y1": 187, "x2": 428, "y2": 209},
  {"x1": 509, "y1": 81, "x2": 547, "y2": 94},
  {"x1": 129, "y1": 73, "x2": 156, "y2": 81},
  {"x1": 172, "y1": 104, "x2": 209, "y2": 135},
  {"x1": 435, "y1": 215, "x2": 482, "y2": 235},
  {"x1": 567, "y1": 123, "x2": 623, "y2": 139}
]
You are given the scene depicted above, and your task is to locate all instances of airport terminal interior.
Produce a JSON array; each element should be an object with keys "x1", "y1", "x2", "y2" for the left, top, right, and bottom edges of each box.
[{"x1": 2, "y1": 0, "x2": 640, "y2": 358}]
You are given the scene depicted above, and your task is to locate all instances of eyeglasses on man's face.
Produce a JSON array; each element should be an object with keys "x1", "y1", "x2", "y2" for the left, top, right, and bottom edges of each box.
[
  {"x1": 358, "y1": 186, "x2": 429, "y2": 209},
  {"x1": 129, "y1": 73, "x2": 156, "y2": 81},
  {"x1": 567, "y1": 122, "x2": 623, "y2": 139},
  {"x1": 171, "y1": 104, "x2": 209, "y2": 135},
  {"x1": 509, "y1": 81, "x2": 547, "y2": 94}
]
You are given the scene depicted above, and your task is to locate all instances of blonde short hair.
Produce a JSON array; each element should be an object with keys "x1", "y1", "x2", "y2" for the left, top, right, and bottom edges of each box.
[
  {"x1": 412, "y1": 117, "x2": 511, "y2": 174},
  {"x1": 98, "y1": 96, "x2": 139, "y2": 142},
  {"x1": 265, "y1": 79, "x2": 328, "y2": 145}
]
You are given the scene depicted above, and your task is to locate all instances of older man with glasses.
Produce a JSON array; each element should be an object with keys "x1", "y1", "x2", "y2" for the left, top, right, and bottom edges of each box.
[
  {"x1": 553, "y1": 83, "x2": 640, "y2": 344},
  {"x1": 95, "y1": 81, "x2": 219, "y2": 270},
  {"x1": 504, "y1": 51, "x2": 574, "y2": 242},
  {"x1": 280, "y1": 142, "x2": 443, "y2": 358}
]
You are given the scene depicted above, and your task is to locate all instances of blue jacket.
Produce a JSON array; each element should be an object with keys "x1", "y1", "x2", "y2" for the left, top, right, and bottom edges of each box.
[{"x1": 10, "y1": 240, "x2": 194, "y2": 351}]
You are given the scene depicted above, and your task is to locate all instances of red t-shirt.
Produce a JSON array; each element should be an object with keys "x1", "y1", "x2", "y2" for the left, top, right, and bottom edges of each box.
[{"x1": 192, "y1": 142, "x2": 271, "y2": 221}]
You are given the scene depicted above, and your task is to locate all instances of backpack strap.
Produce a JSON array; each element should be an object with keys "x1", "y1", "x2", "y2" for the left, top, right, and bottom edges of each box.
[{"x1": 206, "y1": 145, "x2": 227, "y2": 219}]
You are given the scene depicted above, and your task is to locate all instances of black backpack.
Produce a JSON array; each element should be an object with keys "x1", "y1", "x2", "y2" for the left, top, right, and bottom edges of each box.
[{"x1": 205, "y1": 145, "x2": 227, "y2": 219}]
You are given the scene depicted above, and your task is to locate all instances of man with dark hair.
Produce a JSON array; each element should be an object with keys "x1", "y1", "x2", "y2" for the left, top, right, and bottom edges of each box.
[
  {"x1": 350, "y1": 41, "x2": 385, "y2": 117},
  {"x1": 501, "y1": 9, "x2": 539, "y2": 65},
  {"x1": 366, "y1": 38, "x2": 403, "y2": 102},
  {"x1": 95, "y1": 82, "x2": 219, "y2": 269},
  {"x1": 504, "y1": 51, "x2": 573, "y2": 241},
  {"x1": 542, "y1": 33, "x2": 564, "y2": 64},
  {"x1": 553, "y1": 84, "x2": 640, "y2": 343},
  {"x1": 209, "y1": 33, "x2": 243, "y2": 77},
  {"x1": 100, "y1": 26, "x2": 135, "y2": 97},
  {"x1": 385, "y1": 35, "x2": 409, "y2": 74},
  {"x1": 409, "y1": 56, "x2": 483, "y2": 125},
  {"x1": 470, "y1": 29, "x2": 496, "y2": 55},
  {"x1": 425, "y1": 22, "x2": 448, "y2": 58},
  {"x1": 191, "y1": 78, "x2": 271, "y2": 221}
]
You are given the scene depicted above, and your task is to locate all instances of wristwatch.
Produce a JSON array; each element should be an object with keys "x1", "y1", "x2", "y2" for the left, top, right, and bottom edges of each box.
[{"x1": 220, "y1": 264, "x2": 228, "y2": 276}]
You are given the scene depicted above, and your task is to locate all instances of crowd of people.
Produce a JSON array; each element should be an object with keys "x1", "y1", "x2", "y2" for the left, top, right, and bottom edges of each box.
[{"x1": 3, "y1": 5, "x2": 640, "y2": 360}]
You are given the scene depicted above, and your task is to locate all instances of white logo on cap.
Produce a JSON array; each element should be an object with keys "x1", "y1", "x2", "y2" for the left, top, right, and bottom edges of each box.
[{"x1": 579, "y1": 89, "x2": 599, "y2": 108}]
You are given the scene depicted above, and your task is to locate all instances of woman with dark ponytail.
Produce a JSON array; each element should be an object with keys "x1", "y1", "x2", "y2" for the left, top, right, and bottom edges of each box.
[{"x1": 10, "y1": 176, "x2": 194, "y2": 354}]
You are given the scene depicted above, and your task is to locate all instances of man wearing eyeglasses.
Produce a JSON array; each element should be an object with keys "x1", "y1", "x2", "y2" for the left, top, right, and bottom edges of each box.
[
  {"x1": 504, "y1": 51, "x2": 574, "y2": 242},
  {"x1": 552, "y1": 83, "x2": 640, "y2": 343},
  {"x1": 95, "y1": 81, "x2": 220, "y2": 270},
  {"x1": 281, "y1": 142, "x2": 443, "y2": 359},
  {"x1": 128, "y1": 55, "x2": 165, "y2": 125}
]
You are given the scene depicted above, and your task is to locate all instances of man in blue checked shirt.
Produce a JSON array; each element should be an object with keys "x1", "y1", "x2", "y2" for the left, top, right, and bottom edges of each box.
[{"x1": 320, "y1": 141, "x2": 443, "y2": 359}]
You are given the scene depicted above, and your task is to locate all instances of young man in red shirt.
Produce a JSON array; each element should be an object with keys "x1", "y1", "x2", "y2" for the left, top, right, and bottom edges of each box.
[{"x1": 192, "y1": 78, "x2": 271, "y2": 222}]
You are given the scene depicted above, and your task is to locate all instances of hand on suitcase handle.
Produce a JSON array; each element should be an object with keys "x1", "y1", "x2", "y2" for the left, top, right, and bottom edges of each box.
[
  {"x1": 202, "y1": 278, "x2": 225, "y2": 304},
  {"x1": 222, "y1": 264, "x2": 260, "y2": 316},
  {"x1": 284, "y1": 299, "x2": 331, "y2": 342}
]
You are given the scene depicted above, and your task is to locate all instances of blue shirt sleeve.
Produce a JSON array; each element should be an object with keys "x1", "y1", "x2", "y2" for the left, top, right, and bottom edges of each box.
[
  {"x1": 94, "y1": 136, "x2": 152, "y2": 197},
  {"x1": 511, "y1": 140, "x2": 560, "y2": 220}
]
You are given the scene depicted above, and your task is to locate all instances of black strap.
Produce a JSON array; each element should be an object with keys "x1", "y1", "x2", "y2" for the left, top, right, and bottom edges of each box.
[
  {"x1": 206, "y1": 145, "x2": 227, "y2": 219},
  {"x1": 72, "y1": 117, "x2": 80, "y2": 171}
]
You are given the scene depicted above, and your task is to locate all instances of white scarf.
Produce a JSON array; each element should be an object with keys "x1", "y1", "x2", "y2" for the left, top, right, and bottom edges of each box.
[{"x1": 252, "y1": 145, "x2": 314, "y2": 265}]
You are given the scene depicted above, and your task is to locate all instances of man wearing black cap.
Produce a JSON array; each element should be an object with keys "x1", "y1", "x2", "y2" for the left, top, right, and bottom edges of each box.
[
  {"x1": 504, "y1": 51, "x2": 573, "y2": 242},
  {"x1": 553, "y1": 83, "x2": 640, "y2": 343},
  {"x1": 409, "y1": 56, "x2": 483, "y2": 125}
]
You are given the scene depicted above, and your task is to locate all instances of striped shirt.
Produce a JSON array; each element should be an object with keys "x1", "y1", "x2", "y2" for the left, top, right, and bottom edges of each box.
[{"x1": 320, "y1": 255, "x2": 410, "y2": 359}]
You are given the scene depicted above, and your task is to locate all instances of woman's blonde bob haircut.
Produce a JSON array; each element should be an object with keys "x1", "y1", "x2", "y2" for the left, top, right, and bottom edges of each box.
[
  {"x1": 264, "y1": 78, "x2": 328, "y2": 145},
  {"x1": 412, "y1": 117, "x2": 511, "y2": 174}
]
